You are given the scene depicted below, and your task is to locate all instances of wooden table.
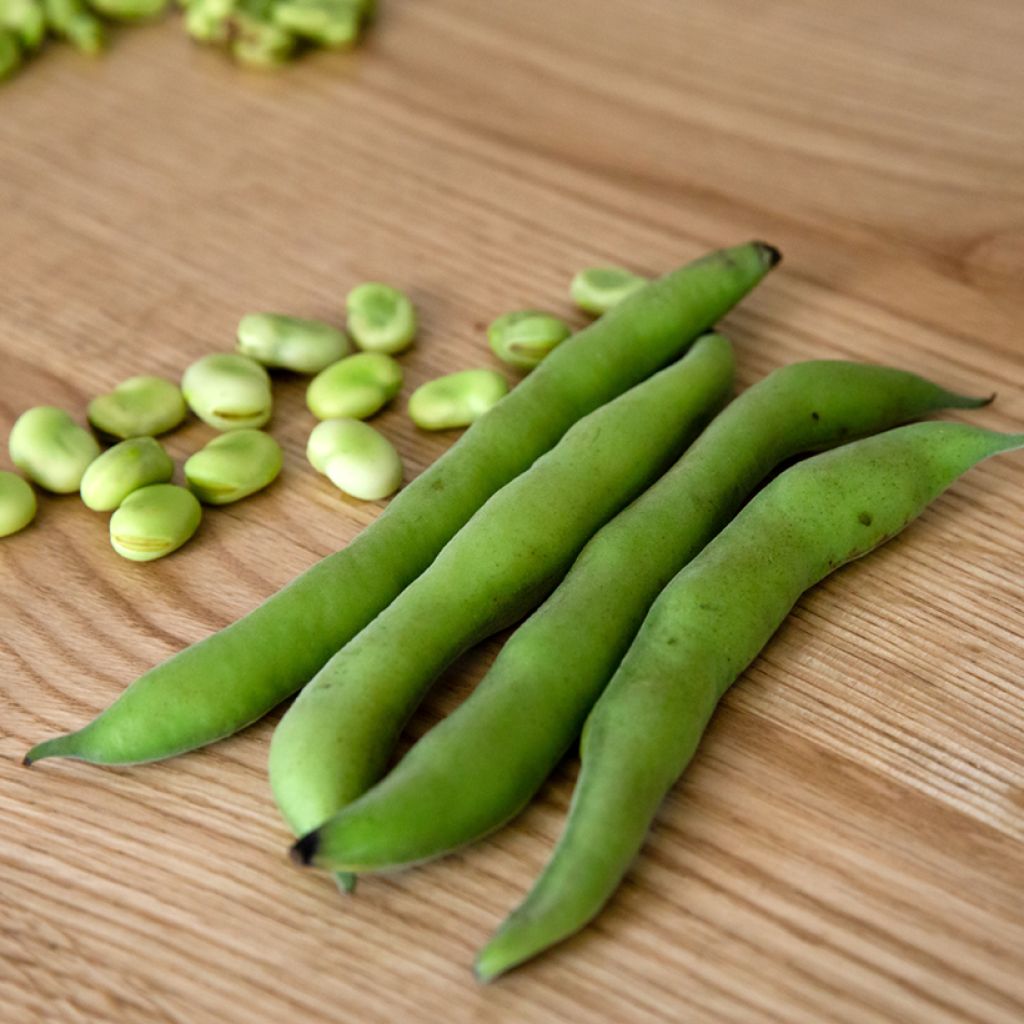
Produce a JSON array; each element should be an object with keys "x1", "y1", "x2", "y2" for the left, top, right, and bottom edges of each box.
[{"x1": 2, "y1": 1, "x2": 1022, "y2": 1021}]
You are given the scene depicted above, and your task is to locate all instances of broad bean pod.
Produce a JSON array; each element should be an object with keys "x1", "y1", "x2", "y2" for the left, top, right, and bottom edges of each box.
[
  {"x1": 471, "y1": 421, "x2": 1024, "y2": 980},
  {"x1": 25, "y1": 242, "x2": 777, "y2": 767},
  {"x1": 298, "y1": 361, "x2": 989, "y2": 874},
  {"x1": 273, "y1": 335, "x2": 735, "y2": 862}
]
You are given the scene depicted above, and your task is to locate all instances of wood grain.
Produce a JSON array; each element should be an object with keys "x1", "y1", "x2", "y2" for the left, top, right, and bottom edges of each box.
[{"x1": 1, "y1": 0, "x2": 1023, "y2": 1021}]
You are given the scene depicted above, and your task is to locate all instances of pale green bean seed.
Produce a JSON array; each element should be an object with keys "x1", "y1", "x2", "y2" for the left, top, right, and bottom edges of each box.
[
  {"x1": 272, "y1": 0, "x2": 361, "y2": 46},
  {"x1": 87, "y1": 0, "x2": 166, "y2": 18},
  {"x1": 488, "y1": 311, "x2": 572, "y2": 370},
  {"x1": 0, "y1": 471, "x2": 36, "y2": 538},
  {"x1": 2, "y1": 0, "x2": 46, "y2": 50},
  {"x1": 231, "y1": 12, "x2": 295, "y2": 68},
  {"x1": 307, "y1": 419, "x2": 402, "y2": 501},
  {"x1": 408, "y1": 369, "x2": 509, "y2": 431},
  {"x1": 183, "y1": 0, "x2": 233, "y2": 41},
  {"x1": 181, "y1": 353, "x2": 272, "y2": 431},
  {"x1": 307, "y1": 353, "x2": 403, "y2": 420},
  {"x1": 88, "y1": 376, "x2": 187, "y2": 440},
  {"x1": 185, "y1": 429, "x2": 283, "y2": 505},
  {"x1": 570, "y1": 266, "x2": 649, "y2": 316},
  {"x1": 0, "y1": 29, "x2": 21, "y2": 79},
  {"x1": 237, "y1": 314, "x2": 351, "y2": 374},
  {"x1": 109, "y1": 484, "x2": 202, "y2": 562},
  {"x1": 43, "y1": 0, "x2": 105, "y2": 53},
  {"x1": 9, "y1": 407, "x2": 101, "y2": 494},
  {"x1": 346, "y1": 283, "x2": 417, "y2": 355},
  {"x1": 80, "y1": 438, "x2": 174, "y2": 512}
]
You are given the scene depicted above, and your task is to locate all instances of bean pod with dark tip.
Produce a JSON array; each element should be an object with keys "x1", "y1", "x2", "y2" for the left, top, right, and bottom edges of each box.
[
  {"x1": 296, "y1": 362, "x2": 989, "y2": 875},
  {"x1": 273, "y1": 335, "x2": 735, "y2": 864},
  {"x1": 25, "y1": 242, "x2": 777, "y2": 769},
  {"x1": 467, "y1": 422, "x2": 1024, "y2": 981}
]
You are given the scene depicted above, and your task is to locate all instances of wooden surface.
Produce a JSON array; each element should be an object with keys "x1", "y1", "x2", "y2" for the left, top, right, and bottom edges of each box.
[{"x1": 2, "y1": 1, "x2": 1023, "y2": 1021}]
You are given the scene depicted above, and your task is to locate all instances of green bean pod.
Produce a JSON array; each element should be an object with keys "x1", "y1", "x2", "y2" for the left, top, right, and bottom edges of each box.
[
  {"x1": 469, "y1": 421, "x2": 1024, "y2": 980},
  {"x1": 25, "y1": 242, "x2": 777, "y2": 767},
  {"x1": 298, "y1": 361, "x2": 990, "y2": 875},
  {"x1": 273, "y1": 335, "x2": 734, "y2": 860}
]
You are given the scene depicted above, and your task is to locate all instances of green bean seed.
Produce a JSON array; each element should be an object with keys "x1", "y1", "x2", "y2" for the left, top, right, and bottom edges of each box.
[
  {"x1": 231, "y1": 0, "x2": 294, "y2": 68},
  {"x1": 0, "y1": 471, "x2": 36, "y2": 537},
  {"x1": 87, "y1": 0, "x2": 166, "y2": 18},
  {"x1": 488, "y1": 311, "x2": 572, "y2": 371},
  {"x1": 346, "y1": 283, "x2": 417, "y2": 355},
  {"x1": 272, "y1": 0, "x2": 361, "y2": 46},
  {"x1": 408, "y1": 369, "x2": 509, "y2": 431},
  {"x1": 307, "y1": 419, "x2": 402, "y2": 501},
  {"x1": 473, "y1": 422, "x2": 1024, "y2": 981},
  {"x1": 9, "y1": 407, "x2": 101, "y2": 494},
  {"x1": 80, "y1": 437, "x2": 174, "y2": 512},
  {"x1": 43, "y1": 0, "x2": 104, "y2": 53},
  {"x1": 181, "y1": 353, "x2": 272, "y2": 431},
  {"x1": 237, "y1": 314, "x2": 351, "y2": 374},
  {"x1": 570, "y1": 266, "x2": 648, "y2": 316},
  {"x1": 306, "y1": 352, "x2": 403, "y2": 421},
  {"x1": 185, "y1": 429, "x2": 283, "y2": 505},
  {"x1": 183, "y1": 0, "x2": 233, "y2": 41},
  {"x1": 301, "y1": 361, "x2": 990, "y2": 877},
  {"x1": 232, "y1": 20, "x2": 295, "y2": 68},
  {"x1": 24, "y1": 243, "x2": 777, "y2": 768},
  {"x1": 277, "y1": 336, "x2": 734, "y2": 874},
  {"x1": 0, "y1": 28, "x2": 21, "y2": 78},
  {"x1": 2, "y1": 0, "x2": 45, "y2": 49},
  {"x1": 109, "y1": 484, "x2": 202, "y2": 562},
  {"x1": 88, "y1": 376, "x2": 187, "y2": 440}
]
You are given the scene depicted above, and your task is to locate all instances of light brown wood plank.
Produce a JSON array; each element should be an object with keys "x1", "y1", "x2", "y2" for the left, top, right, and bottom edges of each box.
[{"x1": 1, "y1": 0, "x2": 1022, "y2": 1020}]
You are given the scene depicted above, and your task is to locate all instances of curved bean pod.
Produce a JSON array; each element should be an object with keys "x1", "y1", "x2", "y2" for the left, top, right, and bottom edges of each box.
[
  {"x1": 273, "y1": 334, "x2": 735, "y2": 853},
  {"x1": 25, "y1": 241, "x2": 777, "y2": 767},
  {"x1": 298, "y1": 362, "x2": 989, "y2": 874},
  {"x1": 470, "y1": 422, "x2": 1024, "y2": 980}
]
